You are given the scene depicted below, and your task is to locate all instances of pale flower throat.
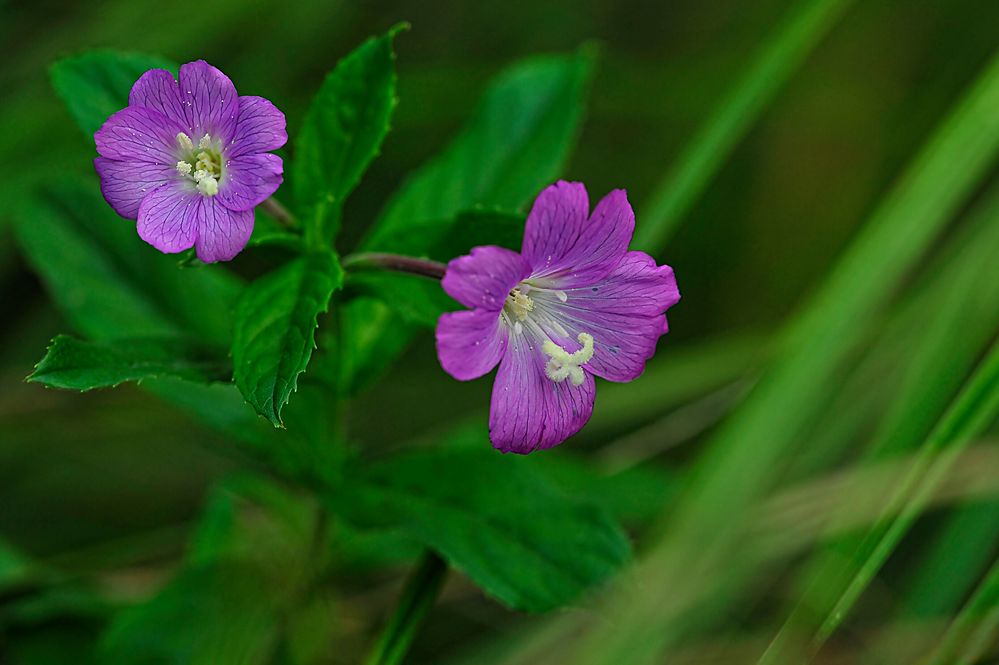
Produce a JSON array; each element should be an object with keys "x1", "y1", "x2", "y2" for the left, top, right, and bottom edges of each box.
[
  {"x1": 175, "y1": 132, "x2": 222, "y2": 196},
  {"x1": 503, "y1": 285, "x2": 595, "y2": 386}
]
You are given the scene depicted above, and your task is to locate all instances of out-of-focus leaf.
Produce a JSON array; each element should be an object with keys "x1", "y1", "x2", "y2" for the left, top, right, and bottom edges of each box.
[
  {"x1": 362, "y1": 48, "x2": 593, "y2": 253},
  {"x1": 388, "y1": 208, "x2": 525, "y2": 262},
  {"x1": 232, "y1": 251, "x2": 343, "y2": 426},
  {"x1": 293, "y1": 25, "x2": 403, "y2": 244},
  {"x1": 323, "y1": 298, "x2": 416, "y2": 397},
  {"x1": 102, "y1": 562, "x2": 280, "y2": 665},
  {"x1": 325, "y1": 447, "x2": 630, "y2": 612},
  {"x1": 103, "y1": 474, "x2": 329, "y2": 665},
  {"x1": 50, "y1": 50, "x2": 177, "y2": 137},
  {"x1": 28, "y1": 335, "x2": 229, "y2": 390},
  {"x1": 344, "y1": 272, "x2": 453, "y2": 328},
  {"x1": 14, "y1": 182, "x2": 242, "y2": 344}
]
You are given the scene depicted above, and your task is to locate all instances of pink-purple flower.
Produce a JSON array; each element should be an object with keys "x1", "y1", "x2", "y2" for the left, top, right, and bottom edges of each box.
[
  {"x1": 435, "y1": 181, "x2": 681, "y2": 454},
  {"x1": 94, "y1": 60, "x2": 286, "y2": 263}
]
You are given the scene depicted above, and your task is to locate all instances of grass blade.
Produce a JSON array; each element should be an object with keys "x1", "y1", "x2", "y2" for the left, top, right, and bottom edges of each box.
[{"x1": 633, "y1": 0, "x2": 857, "y2": 253}]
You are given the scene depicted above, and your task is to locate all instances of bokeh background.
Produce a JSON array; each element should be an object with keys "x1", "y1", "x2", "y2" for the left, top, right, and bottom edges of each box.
[{"x1": 2, "y1": 0, "x2": 999, "y2": 663}]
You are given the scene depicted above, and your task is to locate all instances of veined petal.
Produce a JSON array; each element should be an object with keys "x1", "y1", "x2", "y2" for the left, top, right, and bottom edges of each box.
[
  {"x1": 547, "y1": 251, "x2": 680, "y2": 382},
  {"x1": 129, "y1": 68, "x2": 189, "y2": 128},
  {"x1": 194, "y1": 197, "x2": 254, "y2": 263},
  {"x1": 442, "y1": 246, "x2": 531, "y2": 311},
  {"x1": 489, "y1": 334, "x2": 595, "y2": 454},
  {"x1": 436, "y1": 309, "x2": 508, "y2": 381},
  {"x1": 178, "y1": 60, "x2": 240, "y2": 144},
  {"x1": 94, "y1": 157, "x2": 176, "y2": 219},
  {"x1": 136, "y1": 182, "x2": 200, "y2": 254},
  {"x1": 522, "y1": 182, "x2": 634, "y2": 287},
  {"x1": 217, "y1": 153, "x2": 283, "y2": 211},
  {"x1": 229, "y1": 96, "x2": 287, "y2": 157},
  {"x1": 94, "y1": 106, "x2": 186, "y2": 164}
]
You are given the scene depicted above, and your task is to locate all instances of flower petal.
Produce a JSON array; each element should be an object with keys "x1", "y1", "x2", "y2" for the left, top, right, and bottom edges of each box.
[
  {"x1": 436, "y1": 309, "x2": 508, "y2": 381},
  {"x1": 442, "y1": 246, "x2": 531, "y2": 311},
  {"x1": 547, "y1": 251, "x2": 680, "y2": 382},
  {"x1": 194, "y1": 197, "x2": 254, "y2": 263},
  {"x1": 94, "y1": 157, "x2": 176, "y2": 219},
  {"x1": 229, "y1": 96, "x2": 287, "y2": 157},
  {"x1": 94, "y1": 106, "x2": 186, "y2": 164},
  {"x1": 489, "y1": 335, "x2": 596, "y2": 454},
  {"x1": 522, "y1": 182, "x2": 635, "y2": 286},
  {"x1": 178, "y1": 60, "x2": 240, "y2": 144},
  {"x1": 129, "y1": 68, "x2": 189, "y2": 128},
  {"x1": 136, "y1": 182, "x2": 200, "y2": 254},
  {"x1": 216, "y1": 153, "x2": 283, "y2": 211}
]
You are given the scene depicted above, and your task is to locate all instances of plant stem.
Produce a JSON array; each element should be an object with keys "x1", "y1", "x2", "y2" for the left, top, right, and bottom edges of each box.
[
  {"x1": 261, "y1": 197, "x2": 297, "y2": 228},
  {"x1": 365, "y1": 551, "x2": 448, "y2": 665},
  {"x1": 342, "y1": 252, "x2": 447, "y2": 280}
]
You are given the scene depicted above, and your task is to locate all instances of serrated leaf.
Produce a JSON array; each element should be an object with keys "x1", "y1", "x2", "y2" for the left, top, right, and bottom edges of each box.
[
  {"x1": 293, "y1": 25, "x2": 403, "y2": 245},
  {"x1": 28, "y1": 335, "x2": 228, "y2": 391},
  {"x1": 50, "y1": 50, "x2": 177, "y2": 138},
  {"x1": 325, "y1": 447, "x2": 630, "y2": 612},
  {"x1": 232, "y1": 251, "x2": 343, "y2": 426},
  {"x1": 362, "y1": 48, "x2": 593, "y2": 253},
  {"x1": 14, "y1": 182, "x2": 242, "y2": 343}
]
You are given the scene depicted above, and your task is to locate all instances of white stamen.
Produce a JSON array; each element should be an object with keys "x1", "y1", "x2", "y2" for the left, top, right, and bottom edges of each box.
[
  {"x1": 513, "y1": 321, "x2": 523, "y2": 336},
  {"x1": 176, "y1": 132, "x2": 194, "y2": 151},
  {"x1": 176, "y1": 161, "x2": 192, "y2": 175},
  {"x1": 199, "y1": 133, "x2": 212, "y2": 149},
  {"x1": 542, "y1": 332, "x2": 594, "y2": 386},
  {"x1": 555, "y1": 290, "x2": 568, "y2": 303},
  {"x1": 197, "y1": 175, "x2": 219, "y2": 196}
]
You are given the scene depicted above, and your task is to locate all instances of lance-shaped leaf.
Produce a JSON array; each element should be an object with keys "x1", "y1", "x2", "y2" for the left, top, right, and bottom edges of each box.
[
  {"x1": 293, "y1": 25, "x2": 403, "y2": 244},
  {"x1": 28, "y1": 335, "x2": 229, "y2": 391},
  {"x1": 325, "y1": 448, "x2": 630, "y2": 612},
  {"x1": 232, "y1": 251, "x2": 343, "y2": 426},
  {"x1": 362, "y1": 48, "x2": 594, "y2": 253}
]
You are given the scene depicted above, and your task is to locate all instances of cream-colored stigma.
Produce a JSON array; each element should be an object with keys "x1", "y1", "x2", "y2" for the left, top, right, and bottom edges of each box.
[
  {"x1": 506, "y1": 289, "x2": 534, "y2": 321},
  {"x1": 175, "y1": 133, "x2": 221, "y2": 196},
  {"x1": 542, "y1": 332, "x2": 594, "y2": 386}
]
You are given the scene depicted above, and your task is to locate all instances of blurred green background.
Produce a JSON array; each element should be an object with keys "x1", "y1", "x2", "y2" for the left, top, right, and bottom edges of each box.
[{"x1": 2, "y1": 0, "x2": 999, "y2": 663}]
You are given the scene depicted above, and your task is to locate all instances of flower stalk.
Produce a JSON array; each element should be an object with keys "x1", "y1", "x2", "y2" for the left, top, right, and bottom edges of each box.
[
  {"x1": 364, "y1": 551, "x2": 448, "y2": 665},
  {"x1": 342, "y1": 252, "x2": 447, "y2": 280}
]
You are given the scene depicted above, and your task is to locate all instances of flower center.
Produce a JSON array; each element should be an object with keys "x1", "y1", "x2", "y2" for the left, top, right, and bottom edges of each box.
[
  {"x1": 506, "y1": 288, "x2": 534, "y2": 321},
  {"x1": 175, "y1": 132, "x2": 222, "y2": 196},
  {"x1": 542, "y1": 333, "x2": 594, "y2": 386}
]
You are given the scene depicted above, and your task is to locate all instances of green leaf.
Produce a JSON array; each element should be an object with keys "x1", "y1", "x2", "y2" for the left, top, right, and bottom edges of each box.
[
  {"x1": 293, "y1": 25, "x2": 403, "y2": 245},
  {"x1": 14, "y1": 182, "x2": 242, "y2": 344},
  {"x1": 232, "y1": 251, "x2": 343, "y2": 426},
  {"x1": 344, "y1": 272, "x2": 454, "y2": 328},
  {"x1": 50, "y1": 50, "x2": 177, "y2": 138},
  {"x1": 27, "y1": 335, "x2": 228, "y2": 391},
  {"x1": 326, "y1": 448, "x2": 630, "y2": 612},
  {"x1": 388, "y1": 208, "x2": 524, "y2": 262},
  {"x1": 362, "y1": 47, "x2": 594, "y2": 253},
  {"x1": 102, "y1": 562, "x2": 280, "y2": 665},
  {"x1": 102, "y1": 474, "x2": 329, "y2": 665}
]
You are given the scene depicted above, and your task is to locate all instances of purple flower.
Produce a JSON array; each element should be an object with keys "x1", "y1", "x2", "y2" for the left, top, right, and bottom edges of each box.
[
  {"x1": 435, "y1": 181, "x2": 681, "y2": 454},
  {"x1": 94, "y1": 60, "x2": 287, "y2": 263}
]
